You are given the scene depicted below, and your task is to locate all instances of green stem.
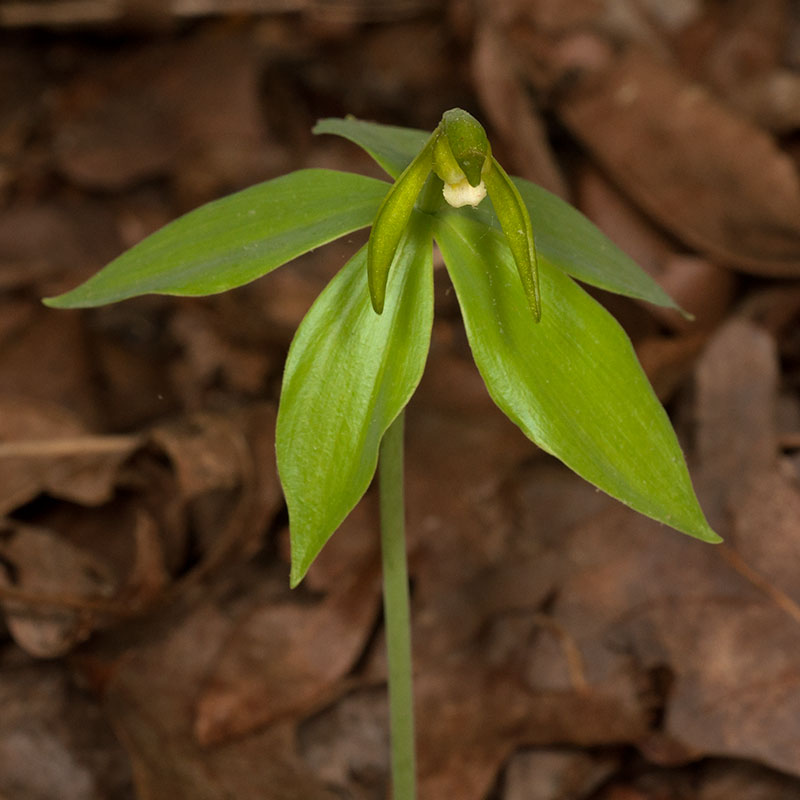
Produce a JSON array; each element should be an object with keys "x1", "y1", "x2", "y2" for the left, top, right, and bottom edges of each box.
[{"x1": 379, "y1": 411, "x2": 416, "y2": 800}]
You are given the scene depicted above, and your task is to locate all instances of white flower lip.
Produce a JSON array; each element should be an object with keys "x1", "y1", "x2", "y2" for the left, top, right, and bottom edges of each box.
[{"x1": 442, "y1": 178, "x2": 487, "y2": 208}]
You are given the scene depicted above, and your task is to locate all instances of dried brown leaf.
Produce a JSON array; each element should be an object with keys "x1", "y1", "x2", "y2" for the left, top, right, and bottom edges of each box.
[
  {"x1": 194, "y1": 556, "x2": 381, "y2": 745},
  {"x1": 555, "y1": 47, "x2": 800, "y2": 275},
  {"x1": 503, "y1": 748, "x2": 618, "y2": 800},
  {"x1": 0, "y1": 522, "x2": 115, "y2": 657},
  {"x1": 0, "y1": 312, "x2": 100, "y2": 425},
  {"x1": 0, "y1": 659, "x2": 132, "y2": 800},
  {"x1": 104, "y1": 598, "x2": 339, "y2": 800},
  {"x1": 0, "y1": 395, "x2": 140, "y2": 517},
  {"x1": 473, "y1": 25, "x2": 569, "y2": 197}
]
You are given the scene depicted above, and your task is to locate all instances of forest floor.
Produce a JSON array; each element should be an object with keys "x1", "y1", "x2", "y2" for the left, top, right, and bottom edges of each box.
[{"x1": 2, "y1": 2, "x2": 800, "y2": 799}]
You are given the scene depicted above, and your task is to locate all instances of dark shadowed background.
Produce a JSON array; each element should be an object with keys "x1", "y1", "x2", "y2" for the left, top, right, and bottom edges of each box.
[{"x1": 2, "y1": 1, "x2": 800, "y2": 798}]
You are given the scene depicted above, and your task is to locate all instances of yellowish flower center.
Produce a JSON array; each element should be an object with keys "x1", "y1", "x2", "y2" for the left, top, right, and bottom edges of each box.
[{"x1": 443, "y1": 178, "x2": 487, "y2": 208}]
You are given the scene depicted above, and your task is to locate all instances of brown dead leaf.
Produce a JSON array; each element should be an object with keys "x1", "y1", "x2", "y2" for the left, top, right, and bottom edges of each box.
[
  {"x1": 149, "y1": 413, "x2": 245, "y2": 500},
  {"x1": 503, "y1": 748, "x2": 618, "y2": 800},
  {"x1": 140, "y1": 404, "x2": 282, "y2": 586},
  {"x1": 103, "y1": 595, "x2": 340, "y2": 800},
  {"x1": 194, "y1": 548, "x2": 381, "y2": 745},
  {"x1": 0, "y1": 395, "x2": 141, "y2": 517},
  {"x1": 0, "y1": 658, "x2": 133, "y2": 800},
  {"x1": 297, "y1": 686, "x2": 389, "y2": 797},
  {"x1": 0, "y1": 310, "x2": 100, "y2": 425},
  {"x1": 473, "y1": 24, "x2": 569, "y2": 197},
  {"x1": 550, "y1": 46, "x2": 800, "y2": 275},
  {"x1": 0, "y1": 522, "x2": 115, "y2": 657},
  {"x1": 694, "y1": 318, "x2": 781, "y2": 524}
]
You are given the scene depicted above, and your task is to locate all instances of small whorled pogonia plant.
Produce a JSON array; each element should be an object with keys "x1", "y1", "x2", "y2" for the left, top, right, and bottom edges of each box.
[{"x1": 45, "y1": 109, "x2": 719, "y2": 800}]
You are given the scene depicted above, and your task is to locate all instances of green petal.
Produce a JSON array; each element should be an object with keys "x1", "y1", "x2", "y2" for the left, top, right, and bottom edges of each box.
[
  {"x1": 277, "y1": 214, "x2": 434, "y2": 586},
  {"x1": 367, "y1": 132, "x2": 436, "y2": 313},
  {"x1": 483, "y1": 157, "x2": 541, "y2": 320},
  {"x1": 45, "y1": 169, "x2": 388, "y2": 308},
  {"x1": 435, "y1": 211, "x2": 719, "y2": 543}
]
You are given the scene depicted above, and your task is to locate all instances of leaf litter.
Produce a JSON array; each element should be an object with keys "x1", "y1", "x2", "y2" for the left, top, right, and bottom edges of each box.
[{"x1": 3, "y1": 4, "x2": 800, "y2": 799}]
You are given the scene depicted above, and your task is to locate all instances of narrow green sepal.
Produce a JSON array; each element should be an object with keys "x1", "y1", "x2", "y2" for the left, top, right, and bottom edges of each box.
[
  {"x1": 367, "y1": 132, "x2": 437, "y2": 313},
  {"x1": 484, "y1": 156, "x2": 542, "y2": 321}
]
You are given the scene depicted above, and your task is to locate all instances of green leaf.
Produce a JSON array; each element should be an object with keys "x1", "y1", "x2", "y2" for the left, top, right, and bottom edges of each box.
[
  {"x1": 44, "y1": 169, "x2": 388, "y2": 308},
  {"x1": 277, "y1": 214, "x2": 434, "y2": 586},
  {"x1": 314, "y1": 117, "x2": 427, "y2": 180},
  {"x1": 435, "y1": 211, "x2": 719, "y2": 543}
]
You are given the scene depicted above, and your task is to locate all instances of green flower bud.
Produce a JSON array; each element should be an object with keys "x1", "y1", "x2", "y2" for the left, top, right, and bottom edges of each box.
[{"x1": 366, "y1": 108, "x2": 540, "y2": 321}]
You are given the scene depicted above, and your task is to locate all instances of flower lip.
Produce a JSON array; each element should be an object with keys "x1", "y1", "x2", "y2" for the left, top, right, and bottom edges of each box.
[{"x1": 443, "y1": 178, "x2": 487, "y2": 208}]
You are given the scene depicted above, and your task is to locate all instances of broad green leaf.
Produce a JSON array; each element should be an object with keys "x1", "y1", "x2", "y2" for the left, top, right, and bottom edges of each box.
[
  {"x1": 44, "y1": 169, "x2": 388, "y2": 308},
  {"x1": 435, "y1": 211, "x2": 719, "y2": 543},
  {"x1": 277, "y1": 214, "x2": 434, "y2": 586},
  {"x1": 314, "y1": 117, "x2": 427, "y2": 180},
  {"x1": 315, "y1": 117, "x2": 681, "y2": 311}
]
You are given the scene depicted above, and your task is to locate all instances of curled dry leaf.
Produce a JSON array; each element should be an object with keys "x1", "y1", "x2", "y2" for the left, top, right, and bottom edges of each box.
[
  {"x1": 194, "y1": 533, "x2": 381, "y2": 746},
  {"x1": 136, "y1": 404, "x2": 282, "y2": 588},
  {"x1": 0, "y1": 522, "x2": 115, "y2": 658},
  {"x1": 103, "y1": 595, "x2": 340, "y2": 800},
  {"x1": 472, "y1": 24, "x2": 569, "y2": 198},
  {"x1": 503, "y1": 748, "x2": 619, "y2": 800},
  {"x1": 0, "y1": 660, "x2": 132, "y2": 800},
  {"x1": 0, "y1": 395, "x2": 141, "y2": 517}
]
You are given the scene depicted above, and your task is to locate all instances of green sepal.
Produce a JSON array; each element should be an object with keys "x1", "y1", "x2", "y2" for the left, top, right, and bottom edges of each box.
[
  {"x1": 277, "y1": 214, "x2": 434, "y2": 586},
  {"x1": 483, "y1": 157, "x2": 542, "y2": 321}
]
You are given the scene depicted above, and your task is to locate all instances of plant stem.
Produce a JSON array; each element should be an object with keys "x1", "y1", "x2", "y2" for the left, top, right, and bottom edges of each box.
[{"x1": 379, "y1": 410, "x2": 416, "y2": 800}]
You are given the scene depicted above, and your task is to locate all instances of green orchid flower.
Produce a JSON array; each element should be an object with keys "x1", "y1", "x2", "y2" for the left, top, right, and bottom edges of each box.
[
  {"x1": 368, "y1": 108, "x2": 541, "y2": 320},
  {"x1": 44, "y1": 108, "x2": 717, "y2": 587},
  {"x1": 43, "y1": 108, "x2": 719, "y2": 800}
]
